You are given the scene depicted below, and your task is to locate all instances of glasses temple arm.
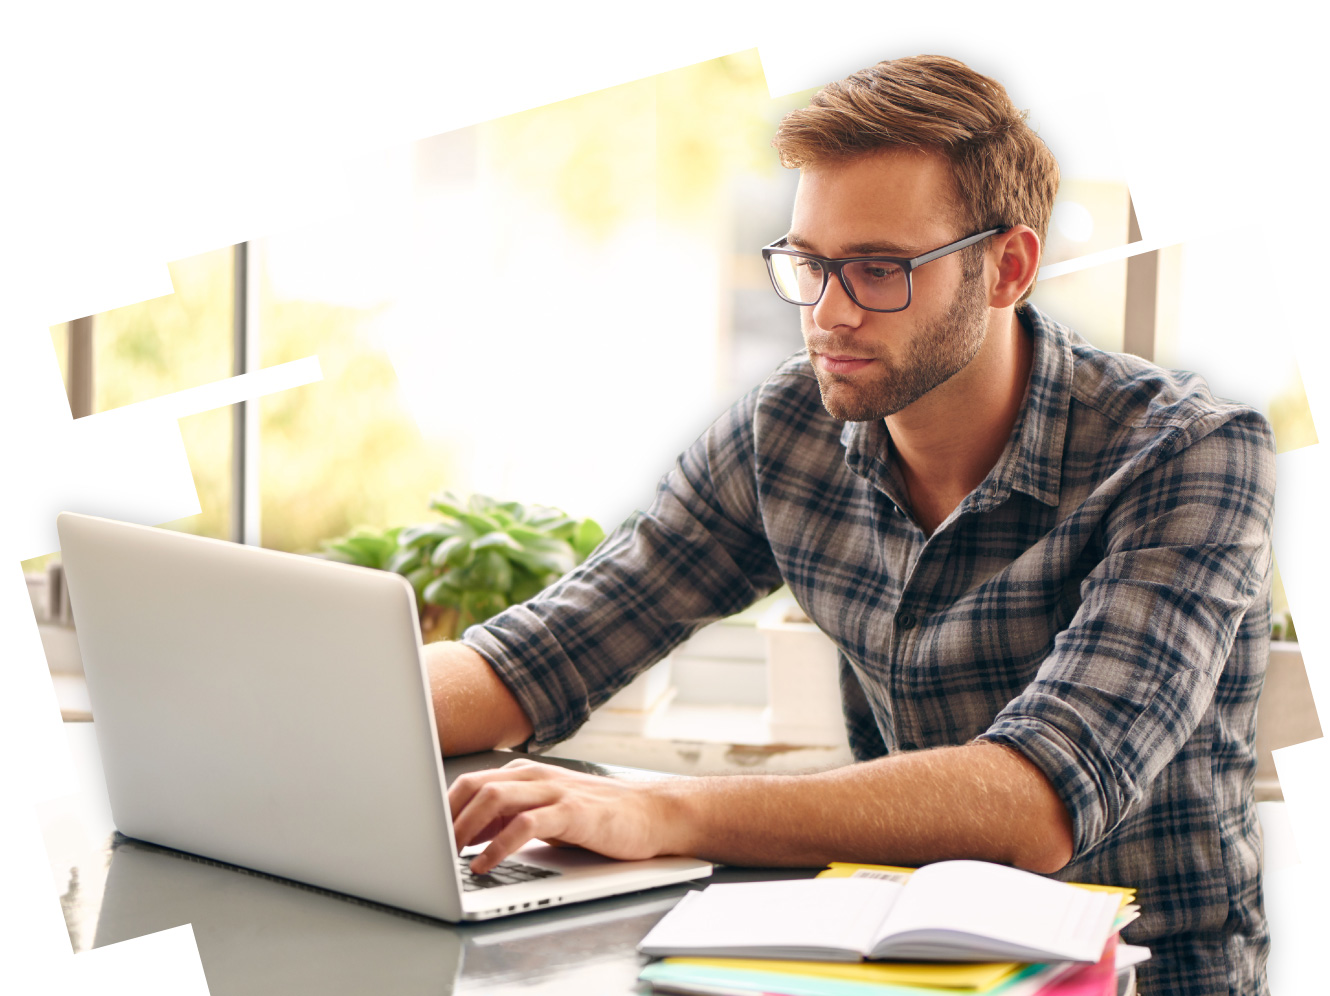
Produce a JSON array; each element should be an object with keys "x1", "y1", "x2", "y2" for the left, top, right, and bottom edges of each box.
[{"x1": 908, "y1": 227, "x2": 1007, "y2": 268}]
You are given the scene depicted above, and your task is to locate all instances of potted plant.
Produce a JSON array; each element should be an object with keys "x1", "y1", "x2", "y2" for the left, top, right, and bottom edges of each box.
[{"x1": 321, "y1": 492, "x2": 605, "y2": 643}]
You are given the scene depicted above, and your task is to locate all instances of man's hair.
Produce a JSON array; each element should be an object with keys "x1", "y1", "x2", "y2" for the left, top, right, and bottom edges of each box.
[{"x1": 772, "y1": 55, "x2": 1059, "y2": 305}]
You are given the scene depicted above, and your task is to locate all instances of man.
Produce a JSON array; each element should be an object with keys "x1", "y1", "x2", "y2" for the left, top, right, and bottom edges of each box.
[{"x1": 425, "y1": 55, "x2": 1273, "y2": 995}]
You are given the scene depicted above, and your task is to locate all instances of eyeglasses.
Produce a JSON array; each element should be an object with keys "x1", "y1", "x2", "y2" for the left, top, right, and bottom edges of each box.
[{"x1": 761, "y1": 227, "x2": 1006, "y2": 313}]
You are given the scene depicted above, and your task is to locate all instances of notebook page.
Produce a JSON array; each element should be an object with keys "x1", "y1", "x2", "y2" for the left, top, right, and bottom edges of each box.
[
  {"x1": 639, "y1": 877, "x2": 901, "y2": 959},
  {"x1": 871, "y1": 860, "x2": 1120, "y2": 962}
]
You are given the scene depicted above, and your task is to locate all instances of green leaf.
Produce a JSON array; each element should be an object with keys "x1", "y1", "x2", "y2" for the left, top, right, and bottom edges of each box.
[
  {"x1": 404, "y1": 565, "x2": 436, "y2": 603},
  {"x1": 494, "y1": 500, "x2": 526, "y2": 521},
  {"x1": 458, "y1": 590, "x2": 509, "y2": 629},
  {"x1": 430, "y1": 534, "x2": 474, "y2": 569},
  {"x1": 467, "y1": 493, "x2": 498, "y2": 514},
  {"x1": 386, "y1": 547, "x2": 424, "y2": 575},
  {"x1": 320, "y1": 546, "x2": 360, "y2": 565},
  {"x1": 469, "y1": 550, "x2": 513, "y2": 593},
  {"x1": 506, "y1": 525, "x2": 564, "y2": 547},
  {"x1": 389, "y1": 496, "x2": 595, "y2": 603},
  {"x1": 544, "y1": 517, "x2": 580, "y2": 541},
  {"x1": 458, "y1": 510, "x2": 505, "y2": 535},
  {"x1": 438, "y1": 564, "x2": 471, "y2": 590},
  {"x1": 428, "y1": 490, "x2": 468, "y2": 519},
  {"x1": 399, "y1": 522, "x2": 459, "y2": 549},
  {"x1": 323, "y1": 533, "x2": 392, "y2": 568},
  {"x1": 509, "y1": 566, "x2": 556, "y2": 603},
  {"x1": 505, "y1": 546, "x2": 574, "y2": 576},
  {"x1": 522, "y1": 506, "x2": 568, "y2": 528},
  {"x1": 359, "y1": 533, "x2": 394, "y2": 553},
  {"x1": 422, "y1": 573, "x2": 464, "y2": 607},
  {"x1": 571, "y1": 518, "x2": 606, "y2": 561},
  {"x1": 503, "y1": 527, "x2": 574, "y2": 571},
  {"x1": 471, "y1": 531, "x2": 524, "y2": 555}
]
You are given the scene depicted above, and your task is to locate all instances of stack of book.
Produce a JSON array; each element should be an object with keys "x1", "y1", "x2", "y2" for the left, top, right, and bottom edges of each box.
[{"x1": 636, "y1": 860, "x2": 1149, "y2": 996}]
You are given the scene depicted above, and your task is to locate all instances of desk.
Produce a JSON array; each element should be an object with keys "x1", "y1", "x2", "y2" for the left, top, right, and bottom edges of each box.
[
  {"x1": 43, "y1": 723, "x2": 1137, "y2": 996},
  {"x1": 41, "y1": 723, "x2": 817, "y2": 995}
]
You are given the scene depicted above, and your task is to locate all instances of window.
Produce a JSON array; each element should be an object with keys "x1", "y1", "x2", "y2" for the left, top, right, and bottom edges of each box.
[{"x1": 30, "y1": 51, "x2": 1312, "y2": 726}]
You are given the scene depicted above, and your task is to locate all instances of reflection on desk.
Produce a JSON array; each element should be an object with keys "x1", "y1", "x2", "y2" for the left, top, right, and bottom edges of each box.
[
  {"x1": 97, "y1": 834, "x2": 679, "y2": 994},
  {"x1": 46, "y1": 723, "x2": 815, "y2": 995}
]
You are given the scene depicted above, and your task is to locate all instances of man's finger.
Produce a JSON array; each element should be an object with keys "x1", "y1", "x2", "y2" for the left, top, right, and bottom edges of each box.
[
  {"x1": 447, "y1": 762, "x2": 554, "y2": 818},
  {"x1": 473, "y1": 805, "x2": 570, "y2": 874},
  {"x1": 465, "y1": 816, "x2": 509, "y2": 847},
  {"x1": 452, "y1": 779, "x2": 563, "y2": 852},
  {"x1": 448, "y1": 761, "x2": 583, "y2": 825}
]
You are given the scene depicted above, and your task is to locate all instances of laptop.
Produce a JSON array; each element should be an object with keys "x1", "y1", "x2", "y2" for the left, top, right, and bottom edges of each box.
[{"x1": 55, "y1": 511, "x2": 712, "y2": 922}]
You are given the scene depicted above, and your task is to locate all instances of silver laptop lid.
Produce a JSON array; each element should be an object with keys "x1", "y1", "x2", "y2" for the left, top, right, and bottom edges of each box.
[{"x1": 56, "y1": 512, "x2": 463, "y2": 921}]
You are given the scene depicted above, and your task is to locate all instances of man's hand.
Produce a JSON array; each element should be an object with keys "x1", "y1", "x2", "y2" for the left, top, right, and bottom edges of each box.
[
  {"x1": 448, "y1": 759, "x2": 672, "y2": 873},
  {"x1": 446, "y1": 742, "x2": 1073, "y2": 876}
]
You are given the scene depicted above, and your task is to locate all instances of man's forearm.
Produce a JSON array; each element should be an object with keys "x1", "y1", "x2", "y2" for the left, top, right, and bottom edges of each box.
[
  {"x1": 652, "y1": 741, "x2": 1074, "y2": 873},
  {"x1": 424, "y1": 641, "x2": 534, "y2": 755}
]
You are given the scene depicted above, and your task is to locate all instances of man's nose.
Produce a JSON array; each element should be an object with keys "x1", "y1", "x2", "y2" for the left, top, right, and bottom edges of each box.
[{"x1": 810, "y1": 269, "x2": 864, "y2": 330}]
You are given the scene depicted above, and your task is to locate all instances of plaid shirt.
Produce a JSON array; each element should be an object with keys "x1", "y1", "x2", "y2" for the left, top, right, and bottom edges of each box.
[{"x1": 464, "y1": 304, "x2": 1274, "y2": 996}]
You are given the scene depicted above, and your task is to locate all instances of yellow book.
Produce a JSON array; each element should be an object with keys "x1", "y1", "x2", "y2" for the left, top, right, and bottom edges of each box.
[
  {"x1": 818, "y1": 862, "x2": 1137, "y2": 909},
  {"x1": 665, "y1": 955, "x2": 1023, "y2": 991}
]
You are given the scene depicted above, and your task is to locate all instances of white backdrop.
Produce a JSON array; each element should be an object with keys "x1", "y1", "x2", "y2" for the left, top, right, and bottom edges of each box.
[{"x1": 4, "y1": 3, "x2": 1328, "y2": 992}]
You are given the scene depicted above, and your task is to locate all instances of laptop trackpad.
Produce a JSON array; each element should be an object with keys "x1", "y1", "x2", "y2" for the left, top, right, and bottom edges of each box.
[{"x1": 512, "y1": 842, "x2": 623, "y2": 871}]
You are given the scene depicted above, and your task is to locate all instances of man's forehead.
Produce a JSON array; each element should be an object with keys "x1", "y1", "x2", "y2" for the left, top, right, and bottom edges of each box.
[
  {"x1": 788, "y1": 149, "x2": 964, "y2": 253},
  {"x1": 784, "y1": 229, "x2": 926, "y2": 256}
]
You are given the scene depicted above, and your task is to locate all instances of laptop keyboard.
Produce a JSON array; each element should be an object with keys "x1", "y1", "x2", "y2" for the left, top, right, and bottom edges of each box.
[{"x1": 458, "y1": 856, "x2": 563, "y2": 892}]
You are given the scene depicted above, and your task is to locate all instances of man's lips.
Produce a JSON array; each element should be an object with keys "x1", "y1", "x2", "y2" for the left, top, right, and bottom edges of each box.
[{"x1": 816, "y1": 353, "x2": 874, "y2": 374}]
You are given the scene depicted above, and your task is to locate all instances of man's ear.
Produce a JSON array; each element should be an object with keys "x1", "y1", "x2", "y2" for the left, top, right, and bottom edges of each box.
[{"x1": 988, "y1": 225, "x2": 1041, "y2": 309}]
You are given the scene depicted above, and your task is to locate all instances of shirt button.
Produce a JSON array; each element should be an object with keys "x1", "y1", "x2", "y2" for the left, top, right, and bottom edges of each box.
[
  {"x1": 897, "y1": 612, "x2": 917, "y2": 631},
  {"x1": 900, "y1": 741, "x2": 918, "y2": 751}
]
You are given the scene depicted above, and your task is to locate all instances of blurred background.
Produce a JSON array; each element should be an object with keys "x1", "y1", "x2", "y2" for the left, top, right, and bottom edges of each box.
[
  {"x1": 25, "y1": 45, "x2": 1317, "y2": 778},
  {"x1": 29, "y1": 48, "x2": 1314, "y2": 607}
]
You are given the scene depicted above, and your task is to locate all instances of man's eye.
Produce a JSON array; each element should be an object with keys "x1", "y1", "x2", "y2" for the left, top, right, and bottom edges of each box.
[
  {"x1": 794, "y1": 258, "x2": 824, "y2": 274},
  {"x1": 858, "y1": 264, "x2": 903, "y2": 281}
]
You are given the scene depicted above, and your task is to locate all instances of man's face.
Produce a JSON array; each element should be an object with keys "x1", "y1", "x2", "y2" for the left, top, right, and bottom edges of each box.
[{"x1": 787, "y1": 150, "x2": 991, "y2": 422}]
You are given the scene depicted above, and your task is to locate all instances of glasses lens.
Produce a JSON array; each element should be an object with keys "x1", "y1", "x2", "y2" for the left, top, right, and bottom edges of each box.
[
  {"x1": 843, "y1": 260, "x2": 908, "y2": 311},
  {"x1": 767, "y1": 253, "x2": 825, "y2": 305}
]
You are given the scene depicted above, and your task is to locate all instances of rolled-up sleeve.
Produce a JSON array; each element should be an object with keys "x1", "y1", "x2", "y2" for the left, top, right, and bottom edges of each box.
[
  {"x1": 978, "y1": 410, "x2": 1275, "y2": 859},
  {"x1": 461, "y1": 386, "x2": 785, "y2": 752}
]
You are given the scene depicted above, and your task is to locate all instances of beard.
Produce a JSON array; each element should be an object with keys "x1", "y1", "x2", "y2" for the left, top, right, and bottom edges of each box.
[{"x1": 806, "y1": 265, "x2": 990, "y2": 422}]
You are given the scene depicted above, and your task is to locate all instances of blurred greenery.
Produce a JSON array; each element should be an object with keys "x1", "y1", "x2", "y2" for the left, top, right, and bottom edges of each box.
[
  {"x1": 1268, "y1": 366, "x2": 1318, "y2": 454},
  {"x1": 483, "y1": 49, "x2": 808, "y2": 240},
  {"x1": 257, "y1": 290, "x2": 451, "y2": 554},
  {"x1": 654, "y1": 51, "x2": 790, "y2": 219},
  {"x1": 26, "y1": 52, "x2": 814, "y2": 580},
  {"x1": 486, "y1": 72, "x2": 655, "y2": 241},
  {"x1": 1027, "y1": 180, "x2": 1130, "y2": 353},
  {"x1": 1265, "y1": 367, "x2": 1316, "y2": 630},
  {"x1": 32, "y1": 247, "x2": 453, "y2": 569},
  {"x1": 44, "y1": 248, "x2": 235, "y2": 548},
  {"x1": 31, "y1": 48, "x2": 1315, "y2": 654}
]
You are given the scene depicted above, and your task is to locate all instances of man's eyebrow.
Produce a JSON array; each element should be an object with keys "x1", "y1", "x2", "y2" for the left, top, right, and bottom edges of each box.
[{"x1": 784, "y1": 232, "x2": 923, "y2": 257}]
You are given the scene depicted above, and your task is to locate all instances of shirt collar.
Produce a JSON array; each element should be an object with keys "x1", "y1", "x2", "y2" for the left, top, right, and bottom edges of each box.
[{"x1": 838, "y1": 302, "x2": 1072, "y2": 511}]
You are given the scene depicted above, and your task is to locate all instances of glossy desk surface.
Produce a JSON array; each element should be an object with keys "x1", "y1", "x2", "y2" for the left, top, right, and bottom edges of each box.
[{"x1": 43, "y1": 723, "x2": 817, "y2": 995}]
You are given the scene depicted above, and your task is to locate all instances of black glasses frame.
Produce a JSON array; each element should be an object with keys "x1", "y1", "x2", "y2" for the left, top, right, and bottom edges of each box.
[{"x1": 761, "y1": 227, "x2": 1007, "y2": 313}]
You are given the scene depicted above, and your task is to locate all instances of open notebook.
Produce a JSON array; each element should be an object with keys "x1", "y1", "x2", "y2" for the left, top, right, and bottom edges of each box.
[{"x1": 639, "y1": 860, "x2": 1129, "y2": 964}]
